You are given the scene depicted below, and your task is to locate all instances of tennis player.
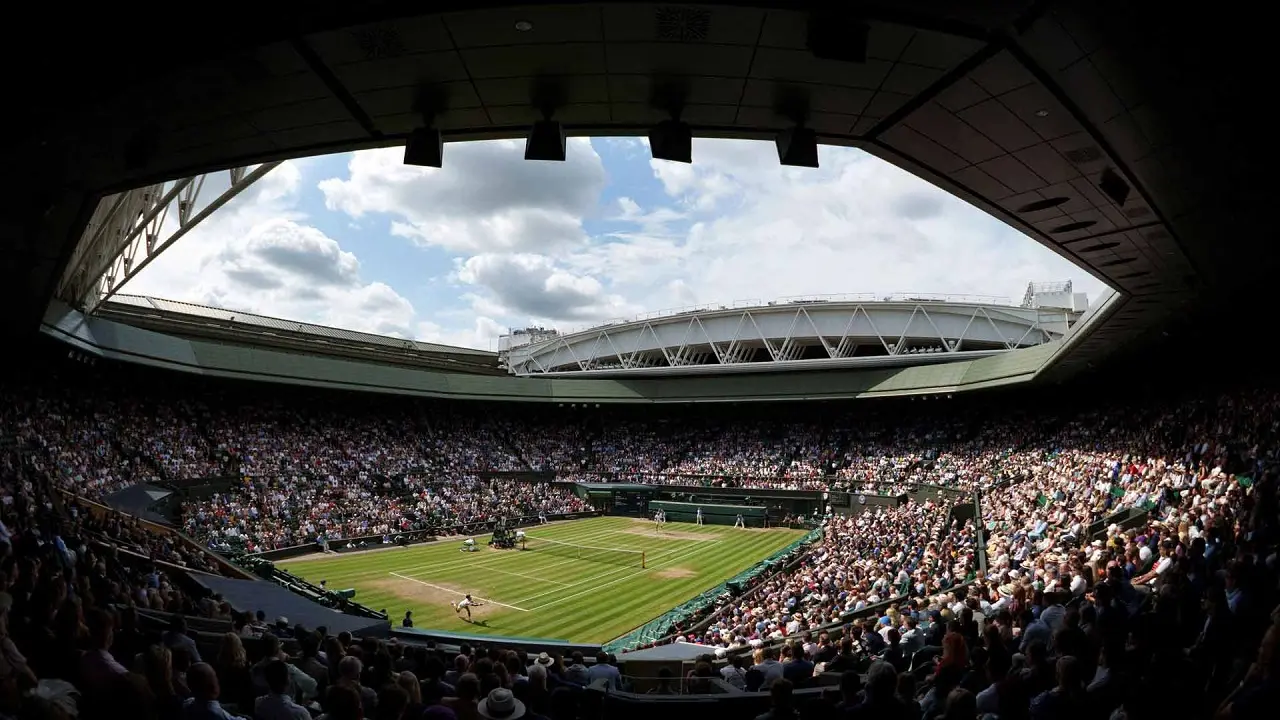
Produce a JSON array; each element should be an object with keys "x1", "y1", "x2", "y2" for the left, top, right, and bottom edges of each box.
[
  {"x1": 696, "y1": 507, "x2": 704, "y2": 526},
  {"x1": 452, "y1": 594, "x2": 483, "y2": 619}
]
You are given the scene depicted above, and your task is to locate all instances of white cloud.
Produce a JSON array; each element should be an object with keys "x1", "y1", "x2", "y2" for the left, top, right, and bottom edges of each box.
[
  {"x1": 454, "y1": 253, "x2": 640, "y2": 323},
  {"x1": 319, "y1": 139, "x2": 605, "y2": 254},
  {"x1": 416, "y1": 316, "x2": 507, "y2": 352},
  {"x1": 562, "y1": 140, "x2": 1107, "y2": 314},
  {"x1": 129, "y1": 138, "x2": 1105, "y2": 351},
  {"x1": 124, "y1": 160, "x2": 426, "y2": 340}
]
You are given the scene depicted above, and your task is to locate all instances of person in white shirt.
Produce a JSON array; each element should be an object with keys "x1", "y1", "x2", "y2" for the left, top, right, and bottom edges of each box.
[
  {"x1": 1133, "y1": 541, "x2": 1175, "y2": 589},
  {"x1": 255, "y1": 660, "x2": 311, "y2": 720}
]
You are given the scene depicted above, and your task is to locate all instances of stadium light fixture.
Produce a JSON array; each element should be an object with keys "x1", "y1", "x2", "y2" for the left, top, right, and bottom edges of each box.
[
  {"x1": 403, "y1": 127, "x2": 443, "y2": 168},
  {"x1": 649, "y1": 118, "x2": 692, "y2": 163},
  {"x1": 776, "y1": 125, "x2": 819, "y2": 168},
  {"x1": 405, "y1": 90, "x2": 447, "y2": 168},
  {"x1": 525, "y1": 119, "x2": 566, "y2": 161}
]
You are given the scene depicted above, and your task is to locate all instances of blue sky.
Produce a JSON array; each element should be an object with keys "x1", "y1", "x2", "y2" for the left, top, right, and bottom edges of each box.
[{"x1": 127, "y1": 137, "x2": 1104, "y2": 350}]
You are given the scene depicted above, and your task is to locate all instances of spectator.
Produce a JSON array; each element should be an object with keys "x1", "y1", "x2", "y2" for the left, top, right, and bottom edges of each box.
[{"x1": 255, "y1": 660, "x2": 311, "y2": 720}]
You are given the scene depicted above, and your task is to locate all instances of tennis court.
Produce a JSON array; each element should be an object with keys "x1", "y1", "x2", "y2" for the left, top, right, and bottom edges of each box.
[{"x1": 278, "y1": 516, "x2": 805, "y2": 644}]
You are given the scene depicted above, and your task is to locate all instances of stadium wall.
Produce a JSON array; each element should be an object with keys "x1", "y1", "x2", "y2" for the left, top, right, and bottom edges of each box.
[{"x1": 44, "y1": 302, "x2": 1055, "y2": 403}]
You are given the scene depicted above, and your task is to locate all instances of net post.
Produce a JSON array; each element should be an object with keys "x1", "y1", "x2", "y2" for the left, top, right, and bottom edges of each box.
[{"x1": 642, "y1": 551, "x2": 646, "y2": 569}]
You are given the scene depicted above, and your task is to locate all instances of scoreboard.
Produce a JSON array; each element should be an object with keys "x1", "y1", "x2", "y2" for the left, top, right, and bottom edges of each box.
[
  {"x1": 828, "y1": 491, "x2": 851, "y2": 507},
  {"x1": 614, "y1": 490, "x2": 648, "y2": 515}
]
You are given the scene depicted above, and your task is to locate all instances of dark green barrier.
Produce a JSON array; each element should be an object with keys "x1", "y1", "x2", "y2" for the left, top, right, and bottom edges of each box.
[{"x1": 649, "y1": 500, "x2": 766, "y2": 526}]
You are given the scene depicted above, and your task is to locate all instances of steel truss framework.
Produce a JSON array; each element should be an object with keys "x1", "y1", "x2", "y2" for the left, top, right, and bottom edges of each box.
[
  {"x1": 57, "y1": 163, "x2": 281, "y2": 313},
  {"x1": 505, "y1": 302, "x2": 1067, "y2": 376}
]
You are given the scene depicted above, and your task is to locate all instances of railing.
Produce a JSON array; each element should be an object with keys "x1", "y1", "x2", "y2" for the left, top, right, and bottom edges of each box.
[{"x1": 974, "y1": 491, "x2": 988, "y2": 574}]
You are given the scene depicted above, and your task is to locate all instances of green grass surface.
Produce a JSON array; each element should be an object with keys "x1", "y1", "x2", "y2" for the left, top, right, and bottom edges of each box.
[{"x1": 278, "y1": 516, "x2": 804, "y2": 644}]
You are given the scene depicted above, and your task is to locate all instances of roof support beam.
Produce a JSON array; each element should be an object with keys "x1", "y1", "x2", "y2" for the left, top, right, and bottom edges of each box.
[{"x1": 56, "y1": 162, "x2": 282, "y2": 313}]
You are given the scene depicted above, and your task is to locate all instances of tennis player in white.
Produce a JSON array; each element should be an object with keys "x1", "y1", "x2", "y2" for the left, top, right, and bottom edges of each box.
[
  {"x1": 452, "y1": 594, "x2": 483, "y2": 620},
  {"x1": 696, "y1": 507, "x2": 704, "y2": 525},
  {"x1": 734, "y1": 513, "x2": 745, "y2": 528}
]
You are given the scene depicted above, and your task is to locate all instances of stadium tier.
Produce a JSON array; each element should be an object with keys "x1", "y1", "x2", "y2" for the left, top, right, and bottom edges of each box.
[{"x1": 4, "y1": 333, "x2": 1278, "y2": 720}]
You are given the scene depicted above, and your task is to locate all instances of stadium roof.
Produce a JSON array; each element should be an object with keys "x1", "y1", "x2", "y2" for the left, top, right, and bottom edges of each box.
[
  {"x1": 2, "y1": 0, "x2": 1267, "y2": 389},
  {"x1": 100, "y1": 294, "x2": 505, "y2": 375}
]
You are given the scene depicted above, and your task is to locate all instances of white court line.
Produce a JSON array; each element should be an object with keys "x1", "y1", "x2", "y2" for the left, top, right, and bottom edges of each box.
[
  {"x1": 523, "y1": 542, "x2": 713, "y2": 612},
  {"x1": 512, "y1": 564, "x2": 636, "y2": 605},
  {"x1": 508, "y1": 541, "x2": 707, "y2": 605},
  {"x1": 391, "y1": 523, "x2": 630, "y2": 576},
  {"x1": 389, "y1": 572, "x2": 528, "y2": 612},
  {"x1": 384, "y1": 521, "x2": 635, "y2": 589},
  {"x1": 392, "y1": 552, "x2": 585, "y2": 585}
]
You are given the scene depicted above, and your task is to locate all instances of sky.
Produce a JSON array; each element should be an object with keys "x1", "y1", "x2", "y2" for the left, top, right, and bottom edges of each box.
[{"x1": 124, "y1": 137, "x2": 1106, "y2": 351}]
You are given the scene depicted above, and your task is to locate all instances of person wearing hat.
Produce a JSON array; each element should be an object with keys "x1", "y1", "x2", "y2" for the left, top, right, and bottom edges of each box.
[{"x1": 477, "y1": 688, "x2": 526, "y2": 720}]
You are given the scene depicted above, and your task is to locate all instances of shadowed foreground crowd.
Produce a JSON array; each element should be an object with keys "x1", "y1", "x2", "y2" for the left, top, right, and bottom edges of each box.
[{"x1": 0, "y1": 365, "x2": 1278, "y2": 719}]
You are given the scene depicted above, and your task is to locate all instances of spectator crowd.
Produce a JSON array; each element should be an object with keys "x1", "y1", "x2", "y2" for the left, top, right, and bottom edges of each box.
[{"x1": 0, "y1": 362, "x2": 1278, "y2": 719}]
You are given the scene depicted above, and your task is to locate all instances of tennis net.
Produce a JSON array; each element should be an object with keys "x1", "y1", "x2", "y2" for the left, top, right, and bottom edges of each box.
[{"x1": 522, "y1": 535, "x2": 646, "y2": 568}]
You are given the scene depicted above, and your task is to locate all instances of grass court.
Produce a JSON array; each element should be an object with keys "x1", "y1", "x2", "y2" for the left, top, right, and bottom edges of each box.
[{"x1": 278, "y1": 516, "x2": 805, "y2": 644}]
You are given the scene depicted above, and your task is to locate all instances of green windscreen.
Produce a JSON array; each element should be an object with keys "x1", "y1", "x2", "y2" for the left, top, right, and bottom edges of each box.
[{"x1": 649, "y1": 500, "x2": 766, "y2": 526}]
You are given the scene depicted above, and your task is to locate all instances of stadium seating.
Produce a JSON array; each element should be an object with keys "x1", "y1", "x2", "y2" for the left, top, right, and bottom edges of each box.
[{"x1": 1, "y1": 359, "x2": 1277, "y2": 720}]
